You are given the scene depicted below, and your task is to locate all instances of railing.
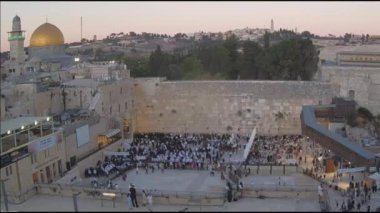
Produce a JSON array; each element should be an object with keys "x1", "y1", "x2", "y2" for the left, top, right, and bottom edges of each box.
[
  {"x1": 35, "y1": 183, "x2": 225, "y2": 206},
  {"x1": 245, "y1": 183, "x2": 318, "y2": 192},
  {"x1": 2, "y1": 186, "x2": 38, "y2": 205}
]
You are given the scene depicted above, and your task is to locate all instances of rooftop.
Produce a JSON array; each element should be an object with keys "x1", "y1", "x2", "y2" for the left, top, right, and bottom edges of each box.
[{"x1": 337, "y1": 51, "x2": 380, "y2": 55}]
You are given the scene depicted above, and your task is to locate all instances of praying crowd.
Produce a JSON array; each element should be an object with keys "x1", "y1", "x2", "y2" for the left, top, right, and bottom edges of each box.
[
  {"x1": 247, "y1": 135, "x2": 305, "y2": 165},
  {"x1": 86, "y1": 133, "x2": 309, "y2": 181},
  {"x1": 85, "y1": 155, "x2": 132, "y2": 178},
  {"x1": 127, "y1": 133, "x2": 245, "y2": 171}
]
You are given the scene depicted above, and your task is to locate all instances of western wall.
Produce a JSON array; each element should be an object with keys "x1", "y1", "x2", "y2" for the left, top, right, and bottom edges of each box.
[{"x1": 133, "y1": 78, "x2": 339, "y2": 136}]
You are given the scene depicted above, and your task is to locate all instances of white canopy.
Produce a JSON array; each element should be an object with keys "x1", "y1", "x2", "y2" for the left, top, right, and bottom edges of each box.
[
  {"x1": 101, "y1": 129, "x2": 120, "y2": 138},
  {"x1": 368, "y1": 172, "x2": 380, "y2": 190}
]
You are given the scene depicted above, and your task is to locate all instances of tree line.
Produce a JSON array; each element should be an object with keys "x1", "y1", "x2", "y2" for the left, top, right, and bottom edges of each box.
[{"x1": 122, "y1": 33, "x2": 319, "y2": 81}]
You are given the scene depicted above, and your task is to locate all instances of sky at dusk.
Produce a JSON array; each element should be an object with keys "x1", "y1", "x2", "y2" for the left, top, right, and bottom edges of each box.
[{"x1": 1, "y1": 1, "x2": 380, "y2": 52}]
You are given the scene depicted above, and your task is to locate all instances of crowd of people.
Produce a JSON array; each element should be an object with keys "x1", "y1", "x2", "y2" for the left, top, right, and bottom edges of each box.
[
  {"x1": 81, "y1": 132, "x2": 379, "y2": 211},
  {"x1": 247, "y1": 135, "x2": 306, "y2": 165},
  {"x1": 337, "y1": 181, "x2": 374, "y2": 212},
  {"x1": 85, "y1": 155, "x2": 132, "y2": 181},
  {"x1": 126, "y1": 133, "x2": 245, "y2": 172}
]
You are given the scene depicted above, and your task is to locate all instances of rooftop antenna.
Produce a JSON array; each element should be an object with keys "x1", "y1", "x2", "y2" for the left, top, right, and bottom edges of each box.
[{"x1": 46, "y1": 16, "x2": 48, "y2": 23}]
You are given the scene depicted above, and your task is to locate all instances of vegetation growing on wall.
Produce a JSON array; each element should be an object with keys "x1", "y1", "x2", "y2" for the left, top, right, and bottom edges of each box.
[{"x1": 347, "y1": 107, "x2": 376, "y2": 127}]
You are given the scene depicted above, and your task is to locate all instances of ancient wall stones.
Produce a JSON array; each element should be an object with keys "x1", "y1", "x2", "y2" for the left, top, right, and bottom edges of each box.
[{"x1": 133, "y1": 78, "x2": 339, "y2": 135}]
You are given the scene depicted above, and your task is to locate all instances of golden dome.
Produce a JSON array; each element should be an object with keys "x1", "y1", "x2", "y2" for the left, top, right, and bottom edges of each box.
[{"x1": 30, "y1": 23, "x2": 64, "y2": 47}]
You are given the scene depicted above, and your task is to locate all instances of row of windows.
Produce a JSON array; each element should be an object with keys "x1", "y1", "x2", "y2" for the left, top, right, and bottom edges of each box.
[
  {"x1": 347, "y1": 56, "x2": 380, "y2": 62},
  {"x1": 72, "y1": 86, "x2": 126, "y2": 98}
]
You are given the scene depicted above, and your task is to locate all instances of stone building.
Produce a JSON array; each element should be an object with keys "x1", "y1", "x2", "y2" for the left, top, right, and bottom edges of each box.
[
  {"x1": 336, "y1": 51, "x2": 380, "y2": 67},
  {"x1": 2, "y1": 16, "x2": 74, "y2": 79}
]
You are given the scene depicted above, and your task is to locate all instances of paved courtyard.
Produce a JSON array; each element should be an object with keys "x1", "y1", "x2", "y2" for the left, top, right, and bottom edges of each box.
[
  {"x1": 2, "y1": 168, "x2": 323, "y2": 212},
  {"x1": 3, "y1": 194, "x2": 321, "y2": 212},
  {"x1": 113, "y1": 169, "x2": 225, "y2": 193}
]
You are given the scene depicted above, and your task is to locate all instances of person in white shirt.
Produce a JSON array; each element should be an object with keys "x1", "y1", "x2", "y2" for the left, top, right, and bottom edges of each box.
[{"x1": 147, "y1": 193, "x2": 153, "y2": 209}]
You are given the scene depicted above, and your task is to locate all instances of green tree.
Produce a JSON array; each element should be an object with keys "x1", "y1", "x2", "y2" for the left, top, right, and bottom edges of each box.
[
  {"x1": 241, "y1": 41, "x2": 263, "y2": 79},
  {"x1": 223, "y1": 34, "x2": 241, "y2": 79},
  {"x1": 264, "y1": 31, "x2": 270, "y2": 49},
  {"x1": 123, "y1": 56, "x2": 149, "y2": 77},
  {"x1": 301, "y1": 31, "x2": 312, "y2": 39},
  {"x1": 256, "y1": 38, "x2": 318, "y2": 80},
  {"x1": 198, "y1": 45, "x2": 230, "y2": 76},
  {"x1": 149, "y1": 45, "x2": 169, "y2": 77},
  {"x1": 179, "y1": 56, "x2": 204, "y2": 80}
]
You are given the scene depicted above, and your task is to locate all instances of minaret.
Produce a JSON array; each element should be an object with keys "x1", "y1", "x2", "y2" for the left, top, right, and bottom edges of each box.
[
  {"x1": 270, "y1": 19, "x2": 274, "y2": 32},
  {"x1": 8, "y1": 15, "x2": 26, "y2": 75}
]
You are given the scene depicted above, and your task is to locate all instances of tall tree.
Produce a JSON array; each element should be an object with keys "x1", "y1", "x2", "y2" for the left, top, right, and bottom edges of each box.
[
  {"x1": 149, "y1": 45, "x2": 171, "y2": 77},
  {"x1": 264, "y1": 31, "x2": 270, "y2": 49},
  {"x1": 241, "y1": 41, "x2": 263, "y2": 79},
  {"x1": 223, "y1": 34, "x2": 241, "y2": 79}
]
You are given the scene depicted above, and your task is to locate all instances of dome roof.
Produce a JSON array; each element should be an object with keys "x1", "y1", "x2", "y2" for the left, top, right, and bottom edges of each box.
[
  {"x1": 13, "y1": 15, "x2": 20, "y2": 22},
  {"x1": 30, "y1": 23, "x2": 64, "y2": 47}
]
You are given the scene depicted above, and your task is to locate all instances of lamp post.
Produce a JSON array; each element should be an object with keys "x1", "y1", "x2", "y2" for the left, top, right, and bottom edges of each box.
[
  {"x1": 72, "y1": 192, "x2": 81, "y2": 212},
  {"x1": 0, "y1": 178, "x2": 9, "y2": 211},
  {"x1": 74, "y1": 57, "x2": 80, "y2": 75}
]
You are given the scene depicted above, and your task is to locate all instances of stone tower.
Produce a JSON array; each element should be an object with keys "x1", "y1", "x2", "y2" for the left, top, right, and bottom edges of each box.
[{"x1": 8, "y1": 15, "x2": 26, "y2": 75}]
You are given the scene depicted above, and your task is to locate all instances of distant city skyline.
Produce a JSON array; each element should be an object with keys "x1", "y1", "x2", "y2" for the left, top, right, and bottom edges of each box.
[{"x1": 1, "y1": 1, "x2": 380, "y2": 52}]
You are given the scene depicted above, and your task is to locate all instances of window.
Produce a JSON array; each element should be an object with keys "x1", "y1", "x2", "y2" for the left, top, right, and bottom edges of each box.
[
  {"x1": 9, "y1": 165, "x2": 12, "y2": 175},
  {"x1": 120, "y1": 87, "x2": 122, "y2": 94},
  {"x1": 6, "y1": 167, "x2": 9, "y2": 176},
  {"x1": 118, "y1": 104, "x2": 120, "y2": 113},
  {"x1": 125, "y1": 102, "x2": 128, "y2": 110},
  {"x1": 74, "y1": 91, "x2": 77, "y2": 96},
  {"x1": 110, "y1": 106, "x2": 112, "y2": 114},
  {"x1": 348, "y1": 90, "x2": 355, "y2": 99},
  {"x1": 102, "y1": 102, "x2": 104, "y2": 113}
]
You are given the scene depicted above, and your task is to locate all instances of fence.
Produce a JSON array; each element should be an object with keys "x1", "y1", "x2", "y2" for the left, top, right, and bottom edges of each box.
[
  {"x1": 242, "y1": 183, "x2": 319, "y2": 200},
  {"x1": 1, "y1": 186, "x2": 38, "y2": 205},
  {"x1": 35, "y1": 183, "x2": 225, "y2": 206}
]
